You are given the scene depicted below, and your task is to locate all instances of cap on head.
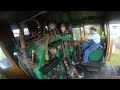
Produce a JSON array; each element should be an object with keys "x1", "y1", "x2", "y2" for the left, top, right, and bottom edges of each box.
[{"x1": 90, "y1": 27, "x2": 97, "y2": 31}]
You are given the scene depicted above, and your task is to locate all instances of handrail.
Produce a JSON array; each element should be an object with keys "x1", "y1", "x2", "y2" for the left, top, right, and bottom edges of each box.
[{"x1": 104, "y1": 23, "x2": 110, "y2": 64}]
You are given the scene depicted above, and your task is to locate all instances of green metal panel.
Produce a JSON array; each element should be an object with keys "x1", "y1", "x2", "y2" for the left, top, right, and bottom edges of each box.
[
  {"x1": 49, "y1": 35, "x2": 61, "y2": 44},
  {"x1": 61, "y1": 34, "x2": 73, "y2": 41},
  {"x1": 56, "y1": 50, "x2": 61, "y2": 59},
  {"x1": 26, "y1": 38, "x2": 46, "y2": 79},
  {"x1": 64, "y1": 46, "x2": 71, "y2": 59},
  {"x1": 26, "y1": 36, "x2": 66, "y2": 79}
]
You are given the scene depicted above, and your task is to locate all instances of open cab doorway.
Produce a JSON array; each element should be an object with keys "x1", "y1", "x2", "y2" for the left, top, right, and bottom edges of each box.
[{"x1": 105, "y1": 20, "x2": 120, "y2": 77}]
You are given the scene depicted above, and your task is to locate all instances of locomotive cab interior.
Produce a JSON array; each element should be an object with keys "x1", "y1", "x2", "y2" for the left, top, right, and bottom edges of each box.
[{"x1": 0, "y1": 11, "x2": 117, "y2": 79}]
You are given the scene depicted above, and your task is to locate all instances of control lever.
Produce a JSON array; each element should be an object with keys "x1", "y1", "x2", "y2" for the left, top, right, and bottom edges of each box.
[
  {"x1": 29, "y1": 50, "x2": 37, "y2": 69},
  {"x1": 32, "y1": 50, "x2": 35, "y2": 63}
]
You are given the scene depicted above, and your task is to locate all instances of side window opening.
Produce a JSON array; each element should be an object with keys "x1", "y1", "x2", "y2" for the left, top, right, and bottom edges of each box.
[
  {"x1": 0, "y1": 47, "x2": 13, "y2": 69},
  {"x1": 84, "y1": 24, "x2": 101, "y2": 36},
  {"x1": 12, "y1": 28, "x2": 30, "y2": 38},
  {"x1": 72, "y1": 27, "x2": 81, "y2": 41}
]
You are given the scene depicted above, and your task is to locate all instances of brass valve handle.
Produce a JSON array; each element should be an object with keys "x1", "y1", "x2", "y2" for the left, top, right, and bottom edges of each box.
[
  {"x1": 32, "y1": 50, "x2": 35, "y2": 63},
  {"x1": 45, "y1": 34, "x2": 50, "y2": 60}
]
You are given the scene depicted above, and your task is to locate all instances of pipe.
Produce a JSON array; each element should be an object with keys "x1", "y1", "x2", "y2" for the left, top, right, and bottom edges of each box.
[
  {"x1": 32, "y1": 50, "x2": 35, "y2": 62},
  {"x1": 45, "y1": 34, "x2": 50, "y2": 60},
  {"x1": 19, "y1": 23, "x2": 26, "y2": 49}
]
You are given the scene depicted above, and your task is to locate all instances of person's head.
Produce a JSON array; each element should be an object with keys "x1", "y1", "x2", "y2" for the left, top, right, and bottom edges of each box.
[
  {"x1": 61, "y1": 24, "x2": 67, "y2": 33},
  {"x1": 90, "y1": 27, "x2": 97, "y2": 34},
  {"x1": 48, "y1": 23, "x2": 56, "y2": 36}
]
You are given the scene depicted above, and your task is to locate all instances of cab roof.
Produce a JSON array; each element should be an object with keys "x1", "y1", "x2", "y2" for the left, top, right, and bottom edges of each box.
[{"x1": 0, "y1": 11, "x2": 119, "y2": 24}]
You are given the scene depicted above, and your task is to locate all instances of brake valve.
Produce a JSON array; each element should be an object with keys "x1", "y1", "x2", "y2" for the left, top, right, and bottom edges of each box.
[
  {"x1": 56, "y1": 68, "x2": 60, "y2": 72},
  {"x1": 74, "y1": 51, "x2": 76, "y2": 55},
  {"x1": 52, "y1": 75, "x2": 56, "y2": 79}
]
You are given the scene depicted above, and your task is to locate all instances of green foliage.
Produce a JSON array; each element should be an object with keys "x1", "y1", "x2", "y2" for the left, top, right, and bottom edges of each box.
[
  {"x1": 108, "y1": 48, "x2": 120, "y2": 66},
  {"x1": 72, "y1": 27, "x2": 81, "y2": 41},
  {"x1": 94, "y1": 24, "x2": 101, "y2": 35}
]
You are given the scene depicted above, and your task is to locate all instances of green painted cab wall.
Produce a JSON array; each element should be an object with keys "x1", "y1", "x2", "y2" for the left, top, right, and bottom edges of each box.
[{"x1": 26, "y1": 39, "x2": 46, "y2": 79}]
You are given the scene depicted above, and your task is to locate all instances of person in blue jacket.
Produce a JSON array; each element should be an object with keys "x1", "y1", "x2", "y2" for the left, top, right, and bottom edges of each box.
[{"x1": 81, "y1": 27, "x2": 100, "y2": 63}]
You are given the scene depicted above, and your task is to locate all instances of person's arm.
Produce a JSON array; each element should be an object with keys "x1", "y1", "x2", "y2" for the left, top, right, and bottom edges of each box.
[
  {"x1": 81, "y1": 36, "x2": 87, "y2": 41},
  {"x1": 81, "y1": 35, "x2": 94, "y2": 41},
  {"x1": 86, "y1": 35, "x2": 94, "y2": 40}
]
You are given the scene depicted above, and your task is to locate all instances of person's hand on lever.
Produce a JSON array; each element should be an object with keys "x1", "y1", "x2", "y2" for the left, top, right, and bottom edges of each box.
[{"x1": 81, "y1": 36, "x2": 87, "y2": 41}]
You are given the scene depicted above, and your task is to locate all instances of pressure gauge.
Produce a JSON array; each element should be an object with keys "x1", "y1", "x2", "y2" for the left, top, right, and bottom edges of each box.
[
  {"x1": 49, "y1": 23, "x2": 56, "y2": 30},
  {"x1": 45, "y1": 26, "x2": 48, "y2": 30}
]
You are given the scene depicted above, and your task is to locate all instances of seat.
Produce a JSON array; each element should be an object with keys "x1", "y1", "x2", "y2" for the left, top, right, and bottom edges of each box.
[
  {"x1": 89, "y1": 47, "x2": 104, "y2": 62},
  {"x1": 89, "y1": 38, "x2": 105, "y2": 62}
]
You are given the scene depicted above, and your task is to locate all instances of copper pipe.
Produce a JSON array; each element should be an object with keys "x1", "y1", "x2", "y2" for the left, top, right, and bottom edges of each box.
[
  {"x1": 32, "y1": 50, "x2": 35, "y2": 62},
  {"x1": 45, "y1": 34, "x2": 50, "y2": 60},
  {"x1": 19, "y1": 23, "x2": 26, "y2": 49}
]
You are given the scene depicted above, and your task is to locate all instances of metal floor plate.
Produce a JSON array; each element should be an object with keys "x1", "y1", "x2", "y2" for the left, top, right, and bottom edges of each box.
[{"x1": 86, "y1": 65, "x2": 120, "y2": 79}]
